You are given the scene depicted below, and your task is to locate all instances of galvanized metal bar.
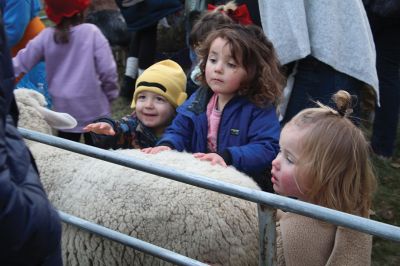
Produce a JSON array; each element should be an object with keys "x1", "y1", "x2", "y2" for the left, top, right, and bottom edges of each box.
[
  {"x1": 58, "y1": 211, "x2": 207, "y2": 266},
  {"x1": 20, "y1": 128, "x2": 400, "y2": 242},
  {"x1": 258, "y1": 205, "x2": 277, "y2": 266},
  {"x1": 257, "y1": 204, "x2": 277, "y2": 266}
]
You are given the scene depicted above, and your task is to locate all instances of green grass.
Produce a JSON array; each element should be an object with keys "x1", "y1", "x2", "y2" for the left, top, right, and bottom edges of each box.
[{"x1": 370, "y1": 139, "x2": 400, "y2": 265}]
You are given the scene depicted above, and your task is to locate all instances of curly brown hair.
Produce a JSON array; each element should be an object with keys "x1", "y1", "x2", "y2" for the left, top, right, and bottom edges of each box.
[
  {"x1": 197, "y1": 24, "x2": 285, "y2": 107},
  {"x1": 189, "y1": 9, "x2": 234, "y2": 49}
]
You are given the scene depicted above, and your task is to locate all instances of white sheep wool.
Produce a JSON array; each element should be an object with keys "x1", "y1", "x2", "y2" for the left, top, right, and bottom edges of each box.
[
  {"x1": 16, "y1": 88, "x2": 262, "y2": 265},
  {"x1": 34, "y1": 148, "x2": 261, "y2": 266}
]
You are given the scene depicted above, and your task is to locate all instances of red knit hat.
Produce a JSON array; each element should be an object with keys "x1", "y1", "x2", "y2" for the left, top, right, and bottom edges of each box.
[{"x1": 45, "y1": 0, "x2": 91, "y2": 25}]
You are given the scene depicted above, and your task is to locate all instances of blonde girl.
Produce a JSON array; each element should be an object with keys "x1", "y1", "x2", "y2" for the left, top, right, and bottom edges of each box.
[{"x1": 271, "y1": 90, "x2": 376, "y2": 265}]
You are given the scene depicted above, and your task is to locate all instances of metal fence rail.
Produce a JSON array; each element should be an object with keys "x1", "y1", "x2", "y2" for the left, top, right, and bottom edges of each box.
[
  {"x1": 59, "y1": 211, "x2": 207, "y2": 266},
  {"x1": 20, "y1": 128, "x2": 400, "y2": 265}
]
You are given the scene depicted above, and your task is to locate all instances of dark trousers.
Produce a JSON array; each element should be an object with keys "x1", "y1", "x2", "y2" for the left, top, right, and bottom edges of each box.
[
  {"x1": 128, "y1": 23, "x2": 158, "y2": 70},
  {"x1": 57, "y1": 131, "x2": 94, "y2": 146},
  {"x1": 282, "y1": 56, "x2": 362, "y2": 125},
  {"x1": 371, "y1": 20, "x2": 400, "y2": 157},
  {"x1": 121, "y1": 23, "x2": 158, "y2": 98}
]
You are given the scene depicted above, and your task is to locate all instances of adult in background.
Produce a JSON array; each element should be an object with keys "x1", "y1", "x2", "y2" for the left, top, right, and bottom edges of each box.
[
  {"x1": 0, "y1": 1, "x2": 62, "y2": 264},
  {"x1": 258, "y1": 0, "x2": 378, "y2": 124},
  {"x1": 364, "y1": 0, "x2": 400, "y2": 159},
  {"x1": 115, "y1": 0, "x2": 183, "y2": 99}
]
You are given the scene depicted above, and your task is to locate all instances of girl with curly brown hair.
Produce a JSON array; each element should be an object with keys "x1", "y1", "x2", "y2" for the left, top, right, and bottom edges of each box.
[{"x1": 144, "y1": 24, "x2": 285, "y2": 192}]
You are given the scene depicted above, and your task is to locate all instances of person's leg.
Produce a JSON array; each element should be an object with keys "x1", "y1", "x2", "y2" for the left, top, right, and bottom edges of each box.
[
  {"x1": 121, "y1": 24, "x2": 157, "y2": 99},
  {"x1": 57, "y1": 131, "x2": 82, "y2": 143},
  {"x1": 121, "y1": 32, "x2": 139, "y2": 99},
  {"x1": 137, "y1": 23, "x2": 158, "y2": 75},
  {"x1": 371, "y1": 26, "x2": 400, "y2": 158},
  {"x1": 282, "y1": 56, "x2": 362, "y2": 124}
]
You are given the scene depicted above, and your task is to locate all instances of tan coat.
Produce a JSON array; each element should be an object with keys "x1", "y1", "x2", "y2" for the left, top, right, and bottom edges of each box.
[{"x1": 276, "y1": 212, "x2": 372, "y2": 266}]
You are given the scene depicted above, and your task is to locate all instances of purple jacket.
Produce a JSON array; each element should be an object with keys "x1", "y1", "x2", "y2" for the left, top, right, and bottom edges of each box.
[{"x1": 13, "y1": 23, "x2": 119, "y2": 132}]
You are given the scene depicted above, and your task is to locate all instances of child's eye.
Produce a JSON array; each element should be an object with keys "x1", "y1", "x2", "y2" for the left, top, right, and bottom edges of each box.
[
  {"x1": 286, "y1": 155, "x2": 294, "y2": 164},
  {"x1": 208, "y1": 57, "x2": 217, "y2": 64},
  {"x1": 280, "y1": 149, "x2": 295, "y2": 164},
  {"x1": 156, "y1": 96, "x2": 166, "y2": 102},
  {"x1": 137, "y1": 95, "x2": 146, "y2": 100},
  {"x1": 227, "y1": 62, "x2": 237, "y2": 68},
  {"x1": 285, "y1": 153, "x2": 297, "y2": 164}
]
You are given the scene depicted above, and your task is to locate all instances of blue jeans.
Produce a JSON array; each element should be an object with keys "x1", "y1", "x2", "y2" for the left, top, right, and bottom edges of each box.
[
  {"x1": 282, "y1": 56, "x2": 362, "y2": 124},
  {"x1": 371, "y1": 20, "x2": 400, "y2": 157}
]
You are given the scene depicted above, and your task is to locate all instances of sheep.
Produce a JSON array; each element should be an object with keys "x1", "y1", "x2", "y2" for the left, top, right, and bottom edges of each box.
[
  {"x1": 14, "y1": 88, "x2": 77, "y2": 145},
  {"x1": 15, "y1": 89, "x2": 262, "y2": 266},
  {"x1": 15, "y1": 87, "x2": 54, "y2": 134}
]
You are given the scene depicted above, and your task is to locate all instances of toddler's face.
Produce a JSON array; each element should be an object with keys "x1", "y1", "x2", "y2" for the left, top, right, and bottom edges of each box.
[
  {"x1": 205, "y1": 37, "x2": 247, "y2": 100},
  {"x1": 135, "y1": 91, "x2": 175, "y2": 135},
  {"x1": 271, "y1": 125, "x2": 308, "y2": 201}
]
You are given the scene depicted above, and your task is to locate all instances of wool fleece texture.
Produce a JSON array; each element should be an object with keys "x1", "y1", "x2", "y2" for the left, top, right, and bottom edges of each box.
[{"x1": 14, "y1": 93, "x2": 261, "y2": 265}]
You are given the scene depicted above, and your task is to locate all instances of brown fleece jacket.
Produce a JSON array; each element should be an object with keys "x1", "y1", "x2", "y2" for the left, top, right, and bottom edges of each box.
[{"x1": 276, "y1": 212, "x2": 372, "y2": 266}]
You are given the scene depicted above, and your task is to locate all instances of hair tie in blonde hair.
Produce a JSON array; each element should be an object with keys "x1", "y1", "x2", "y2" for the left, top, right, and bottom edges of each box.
[
  {"x1": 332, "y1": 90, "x2": 356, "y2": 118},
  {"x1": 337, "y1": 108, "x2": 346, "y2": 117}
]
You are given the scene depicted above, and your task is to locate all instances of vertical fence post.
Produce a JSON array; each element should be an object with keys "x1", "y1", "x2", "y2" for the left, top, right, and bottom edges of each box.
[{"x1": 258, "y1": 204, "x2": 277, "y2": 266}]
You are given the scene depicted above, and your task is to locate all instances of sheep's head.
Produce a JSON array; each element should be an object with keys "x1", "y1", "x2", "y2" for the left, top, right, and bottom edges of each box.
[{"x1": 14, "y1": 88, "x2": 77, "y2": 135}]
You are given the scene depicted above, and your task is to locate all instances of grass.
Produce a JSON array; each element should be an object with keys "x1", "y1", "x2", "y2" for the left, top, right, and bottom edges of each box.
[{"x1": 370, "y1": 137, "x2": 400, "y2": 265}]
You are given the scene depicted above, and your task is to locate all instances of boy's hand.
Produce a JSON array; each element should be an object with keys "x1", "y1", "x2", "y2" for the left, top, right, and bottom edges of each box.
[
  {"x1": 193, "y1": 153, "x2": 227, "y2": 167},
  {"x1": 83, "y1": 122, "x2": 115, "y2": 135},
  {"x1": 141, "y1": 146, "x2": 171, "y2": 154}
]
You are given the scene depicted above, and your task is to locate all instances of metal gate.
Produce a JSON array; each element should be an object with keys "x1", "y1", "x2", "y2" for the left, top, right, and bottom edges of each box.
[{"x1": 20, "y1": 128, "x2": 400, "y2": 266}]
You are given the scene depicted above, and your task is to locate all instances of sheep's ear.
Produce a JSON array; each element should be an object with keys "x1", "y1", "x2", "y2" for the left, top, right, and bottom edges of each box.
[{"x1": 36, "y1": 106, "x2": 77, "y2": 129}]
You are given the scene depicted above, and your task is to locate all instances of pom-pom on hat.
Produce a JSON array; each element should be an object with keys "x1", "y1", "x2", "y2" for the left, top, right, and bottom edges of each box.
[
  {"x1": 45, "y1": 0, "x2": 91, "y2": 25},
  {"x1": 131, "y1": 60, "x2": 187, "y2": 109}
]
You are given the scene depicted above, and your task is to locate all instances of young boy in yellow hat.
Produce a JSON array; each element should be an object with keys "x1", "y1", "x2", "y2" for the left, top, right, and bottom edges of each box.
[{"x1": 84, "y1": 59, "x2": 187, "y2": 149}]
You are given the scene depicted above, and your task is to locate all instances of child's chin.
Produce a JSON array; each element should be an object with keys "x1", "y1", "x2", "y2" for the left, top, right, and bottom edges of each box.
[{"x1": 272, "y1": 184, "x2": 280, "y2": 194}]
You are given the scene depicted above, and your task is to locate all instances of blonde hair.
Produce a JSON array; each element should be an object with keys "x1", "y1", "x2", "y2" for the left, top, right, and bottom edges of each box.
[{"x1": 288, "y1": 90, "x2": 376, "y2": 217}]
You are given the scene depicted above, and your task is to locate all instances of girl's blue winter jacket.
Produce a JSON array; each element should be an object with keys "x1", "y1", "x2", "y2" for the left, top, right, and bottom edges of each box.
[{"x1": 158, "y1": 87, "x2": 280, "y2": 191}]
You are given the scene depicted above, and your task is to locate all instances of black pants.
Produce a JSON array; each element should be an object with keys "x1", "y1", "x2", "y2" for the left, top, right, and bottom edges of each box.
[
  {"x1": 128, "y1": 23, "x2": 158, "y2": 70},
  {"x1": 369, "y1": 15, "x2": 400, "y2": 157}
]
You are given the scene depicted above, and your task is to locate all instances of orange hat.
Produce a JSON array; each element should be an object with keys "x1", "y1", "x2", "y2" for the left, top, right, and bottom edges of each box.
[{"x1": 45, "y1": 0, "x2": 91, "y2": 25}]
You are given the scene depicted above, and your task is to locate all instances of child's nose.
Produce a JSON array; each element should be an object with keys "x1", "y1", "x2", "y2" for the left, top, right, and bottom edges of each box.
[
  {"x1": 214, "y1": 62, "x2": 223, "y2": 73},
  {"x1": 272, "y1": 156, "x2": 280, "y2": 169},
  {"x1": 144, "y1": 99, "x2": 154, "y2": 108}
]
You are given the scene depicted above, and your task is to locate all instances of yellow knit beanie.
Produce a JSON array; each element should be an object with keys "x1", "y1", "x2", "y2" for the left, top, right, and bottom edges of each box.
[{"x1": 131, "y1": 60, "x2": 187, "y2": 108}]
